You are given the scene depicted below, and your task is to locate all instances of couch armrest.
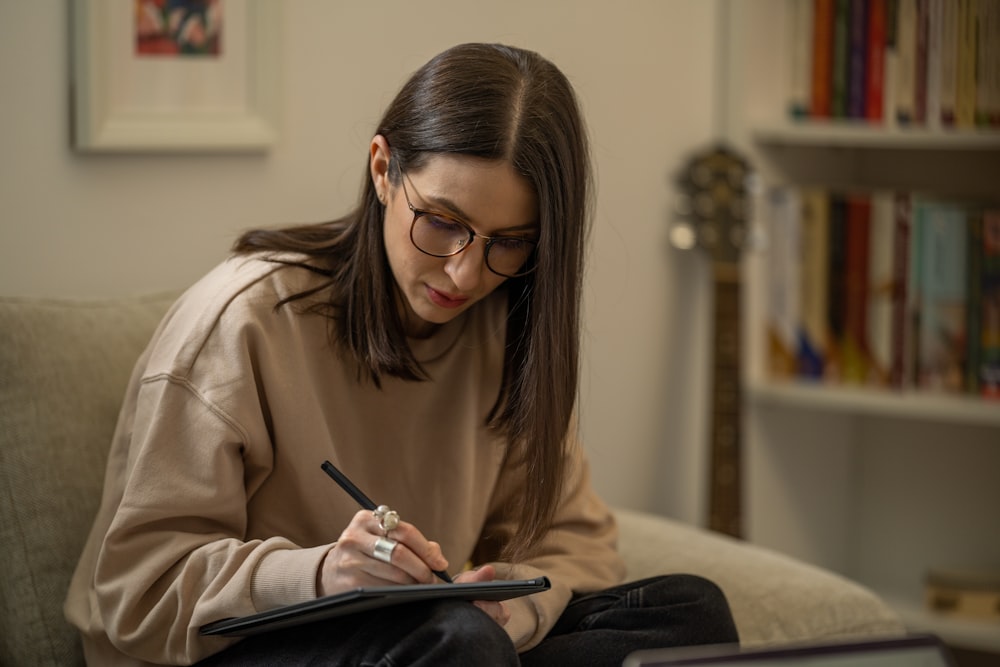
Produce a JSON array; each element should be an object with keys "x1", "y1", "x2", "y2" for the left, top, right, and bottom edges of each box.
[{"x1": 615, "y1": 508, "x2": 905, "y2": 647}]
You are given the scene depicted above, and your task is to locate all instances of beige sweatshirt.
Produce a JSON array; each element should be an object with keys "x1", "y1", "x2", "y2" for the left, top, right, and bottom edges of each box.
[{"x1": 64, "y1": 254, "x2": 624, "y2": 665}]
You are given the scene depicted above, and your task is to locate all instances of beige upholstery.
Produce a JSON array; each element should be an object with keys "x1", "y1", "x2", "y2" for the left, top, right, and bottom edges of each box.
[{"x1": 0, "y1": 294, "x2": 904, "y2": 666}]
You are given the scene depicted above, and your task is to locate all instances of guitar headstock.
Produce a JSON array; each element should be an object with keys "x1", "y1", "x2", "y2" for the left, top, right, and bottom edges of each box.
[{"x1": 671, "y1": 145, "x2": 753, "y2": 269}]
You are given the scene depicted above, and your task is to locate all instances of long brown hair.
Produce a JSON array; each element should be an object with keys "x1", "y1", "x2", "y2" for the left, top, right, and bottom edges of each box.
[{"x1": 235, "y1": 43, "x2": 592, "y2": 560}]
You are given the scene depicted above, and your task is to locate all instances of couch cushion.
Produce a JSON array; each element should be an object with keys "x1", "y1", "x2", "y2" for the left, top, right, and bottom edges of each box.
[
  {"x1": 0, "y1": 294, "x2": 177, "y2": 667},
  {"x1": 615, "y1": 508, "x2": 904, "y2": 646}
]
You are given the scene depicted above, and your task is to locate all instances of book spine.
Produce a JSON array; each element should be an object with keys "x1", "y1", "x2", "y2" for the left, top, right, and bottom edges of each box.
[
  {"x1": 812, "y1": 0, "x2": 836, "y2": 117},
  {"x1": 790, "y1": 0, "x2": 815, "y2": 119},
  {"x1": 915, "y1": 201, "x2": 969, "y2": 393},
  {"x1": 980, "y1": 209, "x2": 1000, "y2": 398},
  {"x1": 939, "y1": 0, "x2": 959, "y2": 126},
  {"x1": 914, "y1": 0, "x2": 930, "y2": 124},
  {"x1": 956, "y1": 0, "x2": 977, "y2": 127},
  {"x1": 924, "y1": 0, "x2": 943, "y2": 128},
  {"x1": 827, "y1": 193, "x2": 849, "y2": 381},
  {"x1": 975, "y1": 0, "x2": 994, "y2": 126},
  {"x1": 767, "y1": 187, "x2": 803, "y2": 379},
  {"x1": 843, "y1": 193, "x2": 873, "y2": 384},
  {"x1": 799, "y1": 189, "x2": 832, "y2": 378},
  {"x1": 966, "y1": 208, "x2": 984, "y2": 394},
  {"x1": 866, "y1": 0, "x2": 887, "y2": 121},
  {"x1": 849, "y1": 0, "x2": 870, "y2": 118},
  {"x1": 883, "y1": 0, "x2": 901, "y2": 124},
  {"x1": 890, "y1": 192, "x2": 913, "y2": 388},
  {"x1": 868, "y1": 191, "x2": 896, "y2": 386},
  {"x1": 833, "y1": 0, "x2": 853, "y2": 117},
  {"x1": 895, "y1": 0, "x2": 918, "y2": 124},
  {"x1": 976, "y1": 0, "x2": 1000, "y2": 127}
]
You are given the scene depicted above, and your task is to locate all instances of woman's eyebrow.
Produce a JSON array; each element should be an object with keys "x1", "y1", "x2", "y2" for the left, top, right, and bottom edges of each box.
[{"x1": 417, "y1": 192, "x2": 538, "y2": 234}]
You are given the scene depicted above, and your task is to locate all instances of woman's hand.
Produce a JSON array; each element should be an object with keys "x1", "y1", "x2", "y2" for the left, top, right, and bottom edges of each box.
[
  {"x1": 454, "y1": 564, "x2": 510, "y2": 627},
  {"x1": 317, "y1": 510, "x2": 450, "y2": 597}
]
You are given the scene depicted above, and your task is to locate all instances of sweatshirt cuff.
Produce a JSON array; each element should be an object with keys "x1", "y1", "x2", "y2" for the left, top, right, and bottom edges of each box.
[{"x1": 251, "y1": 543, "x2": 331, "y2": 611}]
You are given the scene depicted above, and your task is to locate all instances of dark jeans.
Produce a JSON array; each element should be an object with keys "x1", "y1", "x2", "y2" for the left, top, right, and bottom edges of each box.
[{"x1": 196, "y1": 574, "x2": 739, "y2": 666}]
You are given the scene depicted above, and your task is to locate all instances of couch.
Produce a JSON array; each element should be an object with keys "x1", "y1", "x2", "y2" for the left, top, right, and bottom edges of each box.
[{"x1": 0, "y1": 293, "x2": 905, "y2": 666}]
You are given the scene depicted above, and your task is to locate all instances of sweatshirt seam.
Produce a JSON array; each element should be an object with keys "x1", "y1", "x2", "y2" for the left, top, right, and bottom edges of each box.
[{"x1": 140, "y1": 372, "x2": 251, "y2": 444}]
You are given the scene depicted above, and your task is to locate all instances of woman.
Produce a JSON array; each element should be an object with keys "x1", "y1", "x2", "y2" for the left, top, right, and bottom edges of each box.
[{"x1": 65, "y1": 43, "x2": 738, "y2": 666}]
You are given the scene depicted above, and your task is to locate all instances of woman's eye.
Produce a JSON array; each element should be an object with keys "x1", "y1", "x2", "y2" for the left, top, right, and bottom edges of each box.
[{"x1": 425, "y1": 214, "x2": 464, "y2": 231}]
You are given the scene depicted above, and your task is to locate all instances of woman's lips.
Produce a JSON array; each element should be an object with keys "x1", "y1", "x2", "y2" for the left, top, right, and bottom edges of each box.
[{"x1": 426, "y1": 285, "x2": 468, "y2": 309}]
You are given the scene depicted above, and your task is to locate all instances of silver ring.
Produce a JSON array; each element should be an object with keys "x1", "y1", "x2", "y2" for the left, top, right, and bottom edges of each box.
[
  {"x1": 373, "y1": 505, "x2": 400, "y2": 536},
  {"x1": 373, "y1": 536, "x2": 397, "y2": 564}
]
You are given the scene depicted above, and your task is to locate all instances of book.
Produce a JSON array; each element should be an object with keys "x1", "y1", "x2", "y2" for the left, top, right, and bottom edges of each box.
[
  {"x1": 924, "y1": 0, "x2": 943, "y2": 128},
  {"x1": 812, "y1": 0, "x2": 836, "y2": 117},
  {"x1": 789, "y1": 0, "x2": 815, "y2": 119},
  {"x1": 956, "y1": 0, "x2": 977, "y2": 127},
  {"x1": 767, "y1": 187, "x2": 803, "y2": 378},
  {"x1": 890, "y1": 191, "x2": 913, "y2": 388},
  {"x1": 826, "y1": 193, "x2": 850, "y2": 381},
  {"x1": 848, "y1": 0, "x2": 870, "y2": 118},
  {"x1": 842, "y1": 193, "x2": 873, "y2": 384},
  {"x1": 913, "y1": 0, "x2": 930, "y2": 124},
  {"x1": 980, "y1": 209, "x2": 1000, "y2": 398},
  {"x1": 868, "y1": 191, "x2": 897, "y2": 386},
  {"x1": 895, "y1": 0, "x2": 918, "y2": 124},
  {"x1": 912, "y1": 200, "x2": 970, "y2": 393},
  {"x1": 865, "y1": 0, "x2": 888, "y2": 121},
  {"x1": 938, "y1": 0, "x2": 959, "y2": 126},
  {"x1": 832, "y1": 0, "x2": 853, "y2": 117},
  {"x1": 799, "y1": 189, "x2": 832, "y2": 378}
]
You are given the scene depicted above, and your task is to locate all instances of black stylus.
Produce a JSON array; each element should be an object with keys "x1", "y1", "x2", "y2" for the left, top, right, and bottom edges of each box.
[{"x1": 321, "y1": 460, "x2": 453, "y2": 583}]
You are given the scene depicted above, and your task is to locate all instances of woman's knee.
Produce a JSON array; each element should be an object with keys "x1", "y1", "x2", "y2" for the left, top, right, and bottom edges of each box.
[{"x1": 413, "y1": 600, "x2": 520, "y2": 665}]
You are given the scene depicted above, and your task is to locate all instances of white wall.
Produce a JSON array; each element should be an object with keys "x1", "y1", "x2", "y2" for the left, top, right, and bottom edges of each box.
[{"x1": 0, "y1": 0, "x2": 721, "y2": 521}]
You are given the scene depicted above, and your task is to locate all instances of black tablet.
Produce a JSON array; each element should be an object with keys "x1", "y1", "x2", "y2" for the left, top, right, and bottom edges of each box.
[{"x1": 200, "y1": 576, "x2": 551, "y2": 637}]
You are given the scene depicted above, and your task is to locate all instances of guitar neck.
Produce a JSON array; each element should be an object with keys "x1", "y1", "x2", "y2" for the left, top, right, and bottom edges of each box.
[{"x1": 708, "y1": 263, "x2": 742, "y2": 538}]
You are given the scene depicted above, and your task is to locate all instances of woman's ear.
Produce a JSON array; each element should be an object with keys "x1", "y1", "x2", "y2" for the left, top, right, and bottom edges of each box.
[{"x1": 369, "y1": 135, "x2": 392, "y2": 203}]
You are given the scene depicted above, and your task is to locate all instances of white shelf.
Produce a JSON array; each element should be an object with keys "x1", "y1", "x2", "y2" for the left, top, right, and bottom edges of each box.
[
  {"x1": 884, "y1": 594, "x2": 1000, "y2": 653},
  {"x1": 752, "y1": 122, "x2": 1000, "y2": 151},
  {"x1": 748, "y1": 381, "x2": 1000, "y2": 428}
]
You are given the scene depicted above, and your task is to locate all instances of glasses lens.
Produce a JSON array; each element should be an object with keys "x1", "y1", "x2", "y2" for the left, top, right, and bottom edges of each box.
[
  {"x1": 411, "y1": 214, "x2": 471, "y2": 256},
  {"x1": 485, "y1": 237, "x2": 536, "y2": 277}
]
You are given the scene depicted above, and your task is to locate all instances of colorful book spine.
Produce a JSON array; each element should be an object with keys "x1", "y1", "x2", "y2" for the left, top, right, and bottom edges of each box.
[
  {"x1": 790, "y1": 0, "x2": 815, "y2": 119},
  {"x1": 842, "y1": 194, "x2": 873, "y2": 383},
  {"x1": 895, "y1": 0, "x2": 918, "y2": 124},
  {"x1": 868, "y1": 191, "x2": 897, "y2": 386},
  {"x1": 890, "y1": 191, "x2": 913, "y2": 388},
  {"x1": 976, "y1": 0, "x2": 992, "y2": 126},
  {"x1": 832, "y1": 0, "x2": 853, "y2": 117},
  {"x1": 812, "y1": 0, "x2": 836, "y2": 117},
  {"x1": 767, "y1": 187, "x2": 803, "y2": 378},
  {"x1": 956, "y1": 0, "x2": 977, "y2": 127},
  {"x1": 924, "y1": 0, "x2": 943, "y2": 128},
  {"x1": 866, "y1": 0, "x2": 887, "y2": 121},
  {"x1": 938, "y1": 0, "x2": 959, "y2": 126},
  {"x1": 913, "y1": 200, "x2": 969, "y2": 393},
  {"x1": 826, "y1": 193, "x2": 850, "y2": 381},
  {"x1": 980, "y1": 210, "x2": 1000, "y2": 398},
  {"x1": 966, "y1": 208, "x2": 984, "y2": 393},
  {"x1": 848, "y1": 0, "x2": 870, "y2": 118},
  {"x1": 913, "y1": 0, "x2": 930, "y2": 124},
  {"x1": 799, "y1": 190, "x2": 832, "y2": 378}
]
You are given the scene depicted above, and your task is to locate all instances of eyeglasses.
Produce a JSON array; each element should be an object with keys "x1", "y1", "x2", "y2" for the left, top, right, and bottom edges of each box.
[{"x1": 399, "y1": 174, "x2": 537, "y2": 278}]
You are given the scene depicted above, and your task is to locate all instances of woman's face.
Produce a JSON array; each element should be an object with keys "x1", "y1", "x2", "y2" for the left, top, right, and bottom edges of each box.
[{"x1": 371, "y1": 138, "x2": 539, "y2": 338}]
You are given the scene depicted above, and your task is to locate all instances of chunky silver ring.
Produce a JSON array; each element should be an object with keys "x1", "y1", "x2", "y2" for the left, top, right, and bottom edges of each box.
[
  {"x1": 373, "y1": 536, "x2": 397, "y2": 564},
  {"x1": 373, "y1": 505, "x2": 400, "y2": 536}
]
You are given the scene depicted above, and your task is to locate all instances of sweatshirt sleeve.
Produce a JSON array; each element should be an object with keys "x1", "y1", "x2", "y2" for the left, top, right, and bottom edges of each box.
[
  {"x1": 473, "y1": 420, "x2": 626, "y2": 651},
  {"x1": 92, "y1": 375, "x2": 326, "y2": 664}
]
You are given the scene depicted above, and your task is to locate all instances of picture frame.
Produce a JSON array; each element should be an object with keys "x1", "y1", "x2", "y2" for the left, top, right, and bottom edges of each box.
[{"x1": 71, "y1": 0, "x2": 280, "y2": 153}]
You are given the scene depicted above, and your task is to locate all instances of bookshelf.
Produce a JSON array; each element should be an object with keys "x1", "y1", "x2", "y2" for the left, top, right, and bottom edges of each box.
[{"x1": 722, "y1": 0, "x2": 1000, "y2": 653}]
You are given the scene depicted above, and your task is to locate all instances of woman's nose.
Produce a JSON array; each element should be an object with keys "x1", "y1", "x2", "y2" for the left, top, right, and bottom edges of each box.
[{"x1": 444, "y1": 241, "x2": 486, "y2": 291}]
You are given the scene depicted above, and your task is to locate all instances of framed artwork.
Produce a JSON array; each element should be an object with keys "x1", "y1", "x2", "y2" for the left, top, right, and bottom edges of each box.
[{"x1": 71, "y1": 0, "x2": 280, "y2": 152}]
